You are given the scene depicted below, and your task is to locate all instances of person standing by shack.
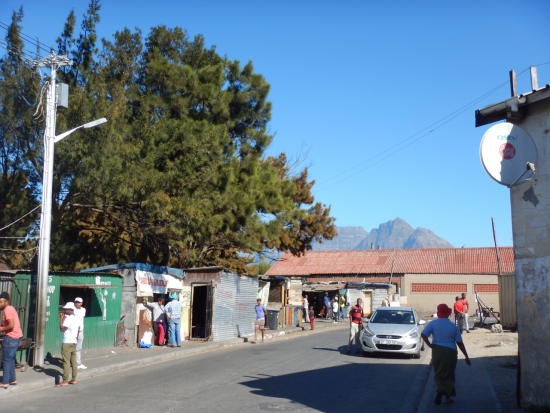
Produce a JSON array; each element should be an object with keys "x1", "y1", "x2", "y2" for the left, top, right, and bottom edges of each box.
[
  {"x1": 303, "y1": 295, "x2": 309, "y2": 324},
  {"x1": 324, "y1": 292, "x2": 330, "y2": 320},
  {"x1": 332, "y1": 299, "x2": 339, "y2": 323},
  {"x1": 339, "y1": 293, "x2": 346, "y2": 319},
  {"x1": 0, "y1": 292, "x2": 23, "y2": 388},
  {"x1": 347, "y1": 298, "x2": 363, "y2": 354},
  {"x1": 421, "y1": 304, "x2": 471, "y2": 405},
  {"x1": 143, "y1": 297, "x2": 166, "y2": 346},
  {"x1": 252, "y1": 298, "x2": 267, "y2": 343},
  {"x1": 309, "y1": 306, "x2": 315, "y2": 330},
  {"x1": 56, "y1": 302, "x2": 80, "y2": 386},
  {"x1": 165, "y1": 294, "x2": 182, "y2": 347},
  {"x1": 460, "y1": 293, "x2": 470, "y2": 334},
  {"x1": 453, "y1": 296, "x2": 465, "y2": 334},
  {"x1": 74, "y1": 298, "x2": 87, "y2": 369}
]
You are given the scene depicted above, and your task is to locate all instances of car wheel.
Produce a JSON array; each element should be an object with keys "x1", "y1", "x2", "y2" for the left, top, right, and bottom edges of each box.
[
  {"x1": 413, "y1": 349, "x2": 421, "y2": 359},
  {"x1": 421, "y1": 342, "x2": 425, "y2": 351}
]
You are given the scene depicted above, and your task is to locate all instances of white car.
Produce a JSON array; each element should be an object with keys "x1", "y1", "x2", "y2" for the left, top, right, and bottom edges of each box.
[{"x1": 361, "y1": 307, "x2": 426, "y2": 358}]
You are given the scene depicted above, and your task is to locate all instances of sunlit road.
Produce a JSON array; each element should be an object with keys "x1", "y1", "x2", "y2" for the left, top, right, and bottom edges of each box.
[{"x1": 2, "y1": 327, "x2": 429, "y2": 413}]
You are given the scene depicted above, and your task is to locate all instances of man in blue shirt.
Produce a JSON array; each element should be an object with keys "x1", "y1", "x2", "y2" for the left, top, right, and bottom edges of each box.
[
  {"x1": 324, "y1": 293, "x2": 330, "y2": 319},
  {"x1": 165, "y1": 294, "x2": 182, "y2": 347},
  {"x1": 252, "y1": 299, "x2": 267, "y2": 343}
]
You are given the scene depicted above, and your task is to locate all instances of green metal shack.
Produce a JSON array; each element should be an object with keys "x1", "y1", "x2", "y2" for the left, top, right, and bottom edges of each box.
[{"x1": 13, "y1": 271, "x2": 122, "y2": 359}]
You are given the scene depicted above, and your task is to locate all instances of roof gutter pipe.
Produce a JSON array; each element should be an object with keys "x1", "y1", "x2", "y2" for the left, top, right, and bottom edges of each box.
[{"x1": 479, "y1": 95, "x2": 526, "y2": 116}]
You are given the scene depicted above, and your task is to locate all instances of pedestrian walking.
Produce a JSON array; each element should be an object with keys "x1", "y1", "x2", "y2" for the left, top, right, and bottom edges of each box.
[
  {"x1": 252, "y1": 298, "x2": 267, "y2": 343},
  {"x1": 143, "y1": 297, "x2": 166, "y2": 345},
  {"x1": 324, "y1": 292, "x2": 330, "y2": 320},
  {"x1": 381, "y1": 296, "x2": 390, "y2": 307},
  {"x1": 309, "y1": 306, "x2": 315, "y2": 330},
  {"x1": 421, "y1": 303, "x2": 471, "y2": 405},
  {"x1": 460, "y1": 293, "x2": 470, "y2": 333},
  {"x1": 74, "y1": 298, "x2": 87, "y2": 369},
  {"x1": 0, "y1": 292, "x2": 23, "y2": 388},
  {"x1": 347, "y1": 298, "x2": 363, "y2": 354},
  {"x1": 453, "y1": 296, "x2": 465, "y2": 333},
  {"x1": 56, "y1": 302, "x2": 80, "y2": 386},
  {"x1": 332, "y1": 299, "x2": 339, "y2": 323},
  {"x1": 165, "y1": 294, "x2": 182, "y2": 347}
]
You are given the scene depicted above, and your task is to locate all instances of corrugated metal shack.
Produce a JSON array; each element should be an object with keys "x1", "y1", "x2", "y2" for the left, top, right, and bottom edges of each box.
[
  {"x1": 81, "y1": 263, "x2": 184, "y2": 347},
  {"x1": 7, "y1": 271, "x2": 123, "y2": 359},
  {"x1": 183, "y1": 267, "x2": 259, "y2": 341},
  {"x1": 346, "y1": 282, "x2": 392, "y2": 316}
]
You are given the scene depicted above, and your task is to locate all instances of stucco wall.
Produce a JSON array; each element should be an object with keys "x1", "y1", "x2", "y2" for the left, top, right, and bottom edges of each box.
[
  {"x1": 508, "y1": 96, "x2": 550, "y2": 407},
  {"x1": 403, "y1": 273, "x2": 499, "y2": 316}
]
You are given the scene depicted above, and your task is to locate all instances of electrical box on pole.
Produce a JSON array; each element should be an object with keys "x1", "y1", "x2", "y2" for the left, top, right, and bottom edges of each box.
[{"x1": 56, "y1": 83, "x2": 69, "y2": 109}]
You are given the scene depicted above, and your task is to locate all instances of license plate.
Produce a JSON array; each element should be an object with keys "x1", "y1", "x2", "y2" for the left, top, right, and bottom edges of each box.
[{"x1": 380, "y1": 340, "x2": 398, "y2": 345}]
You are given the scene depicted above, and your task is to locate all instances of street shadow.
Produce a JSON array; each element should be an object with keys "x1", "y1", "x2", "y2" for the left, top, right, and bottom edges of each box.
[
  {"x1": 312, "y1": 345, "x2": 419, "y2": 360},
  {"x1": 240, "y1": 361, "x2": 423, "y2": 412}
]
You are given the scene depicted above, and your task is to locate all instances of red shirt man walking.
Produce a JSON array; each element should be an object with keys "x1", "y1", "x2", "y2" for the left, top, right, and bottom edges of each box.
[
  {"x1": 347, "y1": 298, "x2": 363, "y2": 354},
  {"x1": 0, "y1": 291, "x2": 23, "y2": 388}
]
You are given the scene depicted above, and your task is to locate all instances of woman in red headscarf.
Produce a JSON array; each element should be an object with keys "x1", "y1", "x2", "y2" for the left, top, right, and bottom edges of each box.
[{"x1": 421, "y1": 303, "x2": 471, "y2": 405}]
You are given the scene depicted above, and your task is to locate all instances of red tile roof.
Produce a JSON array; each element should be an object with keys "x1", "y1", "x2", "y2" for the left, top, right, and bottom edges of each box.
[{"x1": 265, "y1": 247, "x2": 515, "y2": 276}]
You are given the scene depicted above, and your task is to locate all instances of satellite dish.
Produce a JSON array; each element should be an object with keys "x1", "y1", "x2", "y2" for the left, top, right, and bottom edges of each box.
[{"x1": 479, "y1": 122, "x2": 537, "y2": 186}]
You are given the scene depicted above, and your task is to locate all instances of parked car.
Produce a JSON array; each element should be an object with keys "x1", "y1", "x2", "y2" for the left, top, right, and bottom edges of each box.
[{"x1": 361, "y1": 307, "x2": 426, "y2": 358}]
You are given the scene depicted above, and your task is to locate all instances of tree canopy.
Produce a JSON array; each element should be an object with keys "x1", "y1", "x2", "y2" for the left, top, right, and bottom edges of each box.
[{"x1": 0, "y1": 2, "x2": 336, "y2": 272}]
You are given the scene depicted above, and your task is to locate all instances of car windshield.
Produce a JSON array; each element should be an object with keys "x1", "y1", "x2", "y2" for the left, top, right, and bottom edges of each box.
[{"x1": 370, "y1": 310, "x2": 415, "y2": 324}]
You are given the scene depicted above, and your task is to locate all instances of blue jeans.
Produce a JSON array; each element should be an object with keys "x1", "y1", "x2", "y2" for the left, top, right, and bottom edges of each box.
[
  {"x1": 1, "y1": 336, "x2": 21, "y2": 385},
  {"x1": 169, "y1": 318, "x2": 181, "y2": 346}
]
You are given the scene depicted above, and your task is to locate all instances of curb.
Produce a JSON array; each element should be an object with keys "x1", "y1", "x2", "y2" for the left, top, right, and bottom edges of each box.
[{"x1": 1, "y1": 323, "x2": 347, "y2": 396}]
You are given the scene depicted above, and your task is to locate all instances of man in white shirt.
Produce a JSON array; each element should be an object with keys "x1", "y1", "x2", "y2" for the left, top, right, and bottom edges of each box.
[
  {"x1": 332, "y1": 299, "x2": 339, "y2": 323},
  {"x1": 74, "y1": 297, "x2": 87, "y2": 369},
  {"x1": 303, "y1": 295, "x2": 309, "y2": 323},
  {"x1": 56, "y1": 302, "x2": 79, "y2": 386}
]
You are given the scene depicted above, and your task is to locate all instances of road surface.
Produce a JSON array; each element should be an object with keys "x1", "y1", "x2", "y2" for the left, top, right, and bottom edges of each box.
[{"x1": 2, "y1": 327, "x2": 429, "y2": 412}]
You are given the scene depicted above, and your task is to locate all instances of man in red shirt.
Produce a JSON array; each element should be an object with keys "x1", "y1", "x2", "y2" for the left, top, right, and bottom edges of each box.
[
  {"x1": 347, "y1": 298, "x2": 363, "y2": 354},
  {"x1": 453, "y1": 296, "x2": 464, "y2": 334},
  {"x1": 461, "y1": 293, "x2": 470, "y2": 334},
  {"x1": 0, "y1": 291, "x2": 23, "y2": 388}
]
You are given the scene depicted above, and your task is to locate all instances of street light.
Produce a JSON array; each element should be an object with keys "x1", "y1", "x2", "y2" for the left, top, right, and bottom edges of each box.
[{"x1": 34, "y1": 116, "x2": 108, "y2": 367}]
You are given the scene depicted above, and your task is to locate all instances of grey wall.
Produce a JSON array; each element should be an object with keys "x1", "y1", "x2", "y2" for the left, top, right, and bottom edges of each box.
[
  {"x1": 508, "y1": 97, "x2": 550, "y2": 408},
  {"x1": 120, "y1": 268, "x2": 137, "y2": 348}
]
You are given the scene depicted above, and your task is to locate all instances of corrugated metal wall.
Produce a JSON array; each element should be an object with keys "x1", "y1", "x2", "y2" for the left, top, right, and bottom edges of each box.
[
  {"x1": 288, "y1": 280, "x2": 302, "y2": 305},
  {"x1": 212, "y1": 273, "x2": 258, "y2": 341},
  {"x1": 347, "y1": 289, "x2": 362, "y2": 307},
  {"x1": 498, "y1": 273, "x2": 517, "y2": 328},
  {"x1": 372, "y1": 288, "x2": 389, "y2": 310}
]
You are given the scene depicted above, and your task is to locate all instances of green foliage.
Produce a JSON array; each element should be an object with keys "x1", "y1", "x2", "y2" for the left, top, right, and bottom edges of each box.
[{"x1": 0, "y1": 4, "x2": 337, "y2": 272}]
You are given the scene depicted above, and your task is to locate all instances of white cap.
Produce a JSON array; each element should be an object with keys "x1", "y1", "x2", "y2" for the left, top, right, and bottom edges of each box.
[
  {"x1": 63, "y1": 302, "x2": 76, "y2": 311},
  {"x1": 75, "y1": 297, "x2": 83, "y2": 303}
]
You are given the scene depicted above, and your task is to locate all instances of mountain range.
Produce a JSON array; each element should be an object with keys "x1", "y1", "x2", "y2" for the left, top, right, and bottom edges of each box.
[{"x1": 312, "y1": 217, "x2": 454, "y2": 251}]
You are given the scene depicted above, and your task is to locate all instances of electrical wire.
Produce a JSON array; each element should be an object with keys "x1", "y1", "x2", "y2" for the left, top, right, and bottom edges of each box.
[
  {"x1": 313, "y1": 66, "x2": 534, "y2": 193},
  {"x1": 0, "y1": 21, "x2": 53, "y2": 54},
  {"x1": 0, "y1": 205, "x2": 41, "y2": 233}
]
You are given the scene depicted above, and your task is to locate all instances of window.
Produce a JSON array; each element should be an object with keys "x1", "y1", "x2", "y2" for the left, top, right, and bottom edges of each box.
[{"x1": 370, "y1": 310, "x2": 415, "y2": 325}]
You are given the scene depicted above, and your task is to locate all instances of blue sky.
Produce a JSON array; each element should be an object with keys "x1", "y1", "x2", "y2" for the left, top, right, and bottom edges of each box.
[{"x1": 2, "y1": 1, "x2": 549, "y2": 248}]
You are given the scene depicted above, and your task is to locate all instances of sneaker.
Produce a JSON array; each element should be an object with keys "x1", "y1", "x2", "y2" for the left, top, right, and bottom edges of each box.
[
  {"x1": 77, "y1": 364, "x2": 87, "y2": 370},
  {"x1": 466, "y1": 331, "x2": 470, "y2": 333}
]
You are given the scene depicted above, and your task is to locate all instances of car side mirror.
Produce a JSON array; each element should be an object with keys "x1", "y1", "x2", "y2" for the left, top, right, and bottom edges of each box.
[{"x1": 418, "y1": 320, "x2": 426, "y2": 325}]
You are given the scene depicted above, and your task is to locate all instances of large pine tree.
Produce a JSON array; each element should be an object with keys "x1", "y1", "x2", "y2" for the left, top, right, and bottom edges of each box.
[{"x1": 0, "y1": 3, "x2": 337, "y2": 272}]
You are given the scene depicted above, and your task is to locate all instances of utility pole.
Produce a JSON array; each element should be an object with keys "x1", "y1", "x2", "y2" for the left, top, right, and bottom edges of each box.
[{"x1": 33, "y1": 51, "x2": 72, "y2": 367}]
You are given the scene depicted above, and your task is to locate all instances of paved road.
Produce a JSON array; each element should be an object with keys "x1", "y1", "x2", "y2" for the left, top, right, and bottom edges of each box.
[{"x1": 3, "y1": 327, "x2": 429, "y2": 413}]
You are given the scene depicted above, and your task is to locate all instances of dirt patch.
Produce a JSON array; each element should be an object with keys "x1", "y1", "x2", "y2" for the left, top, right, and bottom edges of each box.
[{"x1": 463, "y1": 327, "x2": 519, "y2": 412}]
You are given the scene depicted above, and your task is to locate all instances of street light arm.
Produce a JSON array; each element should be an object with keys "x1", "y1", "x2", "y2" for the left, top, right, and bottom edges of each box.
[
  {"x1": 53, "y1": 125, "x2": 83, "y2": 143},
  {"x1": 53, "y1": 118, "x2": 107, "y2": 143}
]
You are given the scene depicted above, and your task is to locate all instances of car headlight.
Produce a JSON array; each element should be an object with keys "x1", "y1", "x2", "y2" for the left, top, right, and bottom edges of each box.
[
  {"x1": 405, "y1": 330, "x2": 418, "y2": 339},
  {"x1": 363, "y1": 327, "x2": 375, "y2": 337}
]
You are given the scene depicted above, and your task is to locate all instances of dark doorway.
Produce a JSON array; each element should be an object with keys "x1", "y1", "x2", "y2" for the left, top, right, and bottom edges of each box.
[{"x1": 191, "y1": 285, "x2": 207, "y2": 339}]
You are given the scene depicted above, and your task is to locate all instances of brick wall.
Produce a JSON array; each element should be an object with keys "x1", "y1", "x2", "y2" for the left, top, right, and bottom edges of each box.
[
  {"x1": 411, "y1": 283, "x2": 467, "y2": 293},
  {"x1": 474, "y1": 284, "x2": 499, "y2": 293}
]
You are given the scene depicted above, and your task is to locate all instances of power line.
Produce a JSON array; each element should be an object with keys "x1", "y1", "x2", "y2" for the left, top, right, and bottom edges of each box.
[
  {"x1": 313, "y1": 66, "x2": 533, "y2": 193},
  {"x1": 0, "y1": 205, "x2": 41, "y2": 233},
  {"x1": 0, "y1": 21, "x2": 53, "y2": 54}
]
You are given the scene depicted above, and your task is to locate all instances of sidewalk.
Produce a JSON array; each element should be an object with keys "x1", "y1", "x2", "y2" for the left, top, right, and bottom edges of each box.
[
  {"x1": 416, "y1": 326, "x2": 519, "y2": 413},
  {"x1": 0, "y1": 318, "x2": 345, "y2": 396}
]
